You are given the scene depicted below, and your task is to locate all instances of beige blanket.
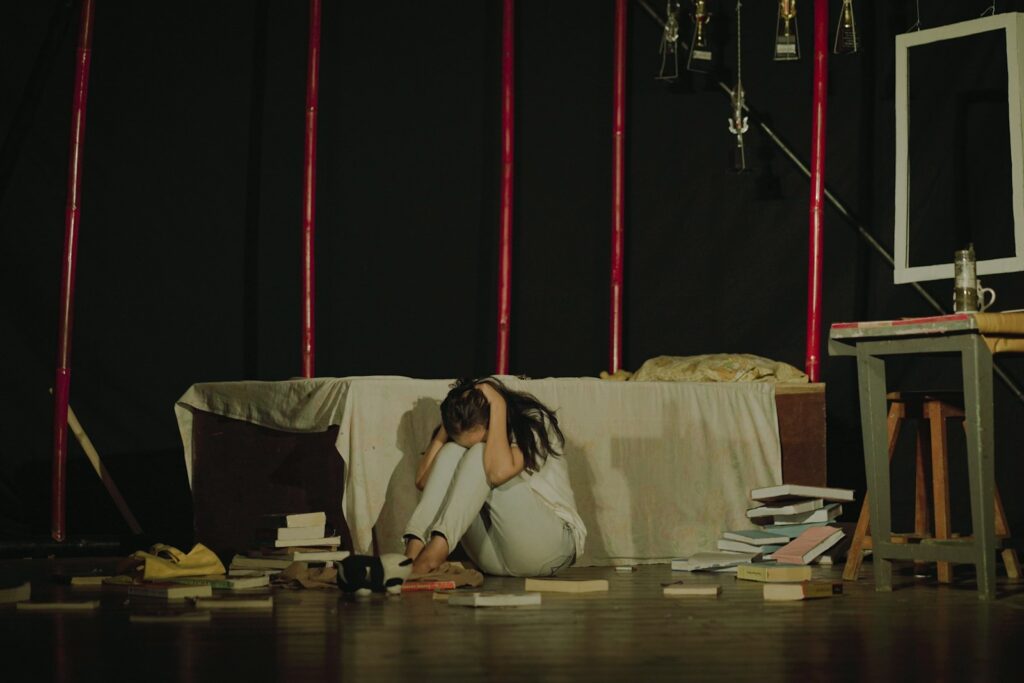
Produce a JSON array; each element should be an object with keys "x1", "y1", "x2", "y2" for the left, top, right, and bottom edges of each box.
[{"x1": 176, "y1": 376, "x2": 782, "y2": 566}]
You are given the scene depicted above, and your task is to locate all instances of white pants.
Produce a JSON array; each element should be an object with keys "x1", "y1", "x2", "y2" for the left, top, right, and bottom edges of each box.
[{"x1": 403, "y1": 443, "x2": 575, "y2": 577}]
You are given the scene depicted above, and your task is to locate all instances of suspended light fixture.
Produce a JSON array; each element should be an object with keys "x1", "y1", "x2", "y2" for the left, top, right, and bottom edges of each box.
[
  {"x1": 833, "y1": 0, "x2": 858, "y2": 54},
  {"x1": 774, "y1": 0, "x2": 800, "y2": 61},
  {"x1": 728, "y1": 0, "x2": 749, "y2": 171},
  {"x1": 658, "y1": 1, "x2": 681, "y2": 80},
  {"x1": 687, "y1": 0, "x2": 714, "y2": 73}
]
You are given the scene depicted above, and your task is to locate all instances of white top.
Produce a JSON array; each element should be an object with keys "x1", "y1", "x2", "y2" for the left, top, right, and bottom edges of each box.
[{"x1": 525, "y1": 452, "x2": 587, "y2": 559}]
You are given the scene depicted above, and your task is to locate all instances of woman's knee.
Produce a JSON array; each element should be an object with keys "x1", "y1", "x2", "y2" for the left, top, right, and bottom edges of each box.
[{"x1": 436, "y1": 442, "x2": 467, "y2": 463}]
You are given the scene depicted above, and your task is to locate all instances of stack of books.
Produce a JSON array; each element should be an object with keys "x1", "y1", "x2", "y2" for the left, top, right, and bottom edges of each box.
[
  {"x1": 229, "y1": 511, "x2": 350, "y2": 574},
  {"x1": 716, "y1": 484, "x2": 854, "y2": 564}
]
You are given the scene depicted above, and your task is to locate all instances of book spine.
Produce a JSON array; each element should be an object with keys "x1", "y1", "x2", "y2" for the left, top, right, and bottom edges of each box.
[{"x1": 401, "y1": 580, "x2": 457, "y2": 592}]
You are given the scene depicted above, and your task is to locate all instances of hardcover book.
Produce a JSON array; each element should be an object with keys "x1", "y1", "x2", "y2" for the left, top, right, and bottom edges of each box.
[
  {"x1": 448, "y1": 592, "x2": 541, "y2": 607},
  {"x1": 750, "y1": 484, "x2": 855, "y2": 503},
  {"x1": 523, "y1": 578, "x2": 609, "y2": 593},
  {"x1": 763, "y1": 581, "x2": 843, "y2": 601},
  {"x1": 736, "y1": 563, "x2": 813, "y2": 583},
  {"x1": 770, "y1": 527, "x2": 845, "y2": 565}
]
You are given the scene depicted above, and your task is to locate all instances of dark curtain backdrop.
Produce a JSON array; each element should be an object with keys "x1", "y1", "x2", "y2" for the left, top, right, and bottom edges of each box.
[{"x1": 2, "y1": 1, "x2": 1024, "y2": 542}]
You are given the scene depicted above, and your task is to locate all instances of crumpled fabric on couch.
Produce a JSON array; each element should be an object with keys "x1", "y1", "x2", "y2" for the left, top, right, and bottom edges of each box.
[{"x1": 630, "y1": 353, "x2": 809, "y2": 383}]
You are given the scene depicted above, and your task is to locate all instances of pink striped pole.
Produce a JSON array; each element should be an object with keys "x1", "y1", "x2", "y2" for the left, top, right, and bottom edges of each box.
[
  {"x1": 609, "y1": 0, "x2": 627, "y2": 374},
  {"x1": 804, "y1": 0, "x2": 829, "y2": 382},
  {"x1": 301, "y1": 0, "x2": 322, "y2": 378},
  {"x1": 52, "y1": 0, "x2": 96, "y2": 542},
  {"x1": 495, "y1": 0, "x2": 515, "y2": 375}
]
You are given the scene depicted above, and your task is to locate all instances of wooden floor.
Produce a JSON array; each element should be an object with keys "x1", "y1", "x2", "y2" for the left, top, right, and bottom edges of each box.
[{"x1": 3, "y1": 558, "x2": 1024, "y2": 681}]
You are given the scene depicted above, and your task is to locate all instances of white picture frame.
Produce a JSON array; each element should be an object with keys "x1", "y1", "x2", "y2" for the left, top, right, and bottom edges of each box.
[{"x1": 894, "y1": 12, "x2": 1024, "y2": 284}]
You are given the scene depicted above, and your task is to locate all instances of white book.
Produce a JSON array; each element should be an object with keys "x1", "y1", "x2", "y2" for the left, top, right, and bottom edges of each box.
[
  {"x1": 722, "y1": 529, "x2": 792, "y2": 545},
  {"x1": 716, "y1": 539, "x2": 765, "y2": 555},
  {"x1": 194, "y1": 596, "x2": 273, "y2": 610},
  {"x1": 771, "y1": 504, "x2": 843, "y2": 526},
  {"x1": 750, "y1": 484, "x2": 855, "y2": 503},
  {"x1": 263, "y1": 536, "x2": 341, "y2": 549},
  {"x1": 260, "y1": 512, "x2": 327, "y2": 528},
  {"x1": 256, "y1": 524, "x2": 327, "y2": 542},
  {"x1": 671, "y1": 552, "x2": 756, "y2": 572},
  {"x1": 746, "y1": 498, "x2": 824, "y2": 519},
  {"x1": 663, "y1": 583, "x2": 721, "y2": 597},
  {"x1": 448, "y1": 592, "x2": 541, "y2": 607}
]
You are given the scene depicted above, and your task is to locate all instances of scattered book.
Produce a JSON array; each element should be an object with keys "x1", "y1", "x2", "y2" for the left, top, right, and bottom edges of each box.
[
  {"x1": 763, "y1": 581, "x2": 843, "y2": 601},
  {"x1": 754, "y1": 521, "x2": 833, "y2": 539},
  {"x1": 722, "y1": 529, "x2": 792, "y2": 546},
  {"x1": 662, "y1": 582, "x2": 721, "y2": 597},
  {"x1": 750, "y1": 484, "x2": 855, "y2": 503},
  {"x1": 229, "y1": 555, "x2": 294, "y2": 571},
  {"x1": 130, "y1": 609, "x2": 212, "y2": 624},
  {"x1": 260, "y1": 536, "x2": 342, "y2": 549},
  {"x1": 614, "y1": 566, "x2": 637, "y2": 573},
  {"x1": 747, "y1": 498, "x2": 824, "y2": 519},
  {"x1": 0, "y1": 580, "x2": 31, "y2": 604},
  {"x1": 51, "y1": 570, "x2": 112, "y2": 586},
  {"x1": 167, "y1": 574, "x2": 270, "y2": 591},
  {"x1": 17, "y1": 601, "x2": 100, "y2": 611},
  {"x1": 770, "y1": 527, "x2": 845, "y2": 565},
  {"x1": 448, "y1": 592, "x2": 541, "y2": 607},
  {"x1": 250, "y1": 549, "x2": 350, "y2": 562},
  {"x1": 255, "y1": 524, "x2": 328, "y2": 542},
  {"x1": 523, "y1": 578, "x2": 609, "y2": 593},
  {"x1": 671, "y1": 552, "x2": 757, "y2": 572},
  {"x1": 770, "y1": 504, "x2": 843, "y2": 526},
  {"x1": 736, "y1": 563, "x2": 813, "y2": 583},
  {"x1": 260, "y1": 511, "x2": 327, "y2": 528},
  {"x1": 716, "y1": 539, "x2": 768, "y2": 555},
  {"x1": 194, "y1": 596, "x2": 273, "y2": 610},
  {"x1": 402, "y1": 580, "x2": 457, "y2": 593},
  {"x1": 130, "y1": 582, "x2": 213, "y2": 601}
]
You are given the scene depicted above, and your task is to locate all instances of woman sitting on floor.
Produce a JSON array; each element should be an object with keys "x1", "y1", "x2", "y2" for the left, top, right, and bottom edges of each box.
[{"x1": 403, "y1": 377, "x2": 586, "y2": 577}]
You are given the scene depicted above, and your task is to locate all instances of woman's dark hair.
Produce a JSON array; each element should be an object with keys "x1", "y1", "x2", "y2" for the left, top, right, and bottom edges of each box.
[{"x1": 440, "y1": 377, "x2": 564, "y2": 473}]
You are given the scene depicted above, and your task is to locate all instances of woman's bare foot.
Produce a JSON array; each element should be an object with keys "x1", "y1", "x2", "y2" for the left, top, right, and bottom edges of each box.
[
  {"x1": 411, "y1": 535, "x2": 449, "y2": 575},
  {"x1": 405, "y1": 537, "x2": 425, "y2": 561}
]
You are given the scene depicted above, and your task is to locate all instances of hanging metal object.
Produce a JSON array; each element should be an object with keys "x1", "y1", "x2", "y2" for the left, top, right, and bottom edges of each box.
[
  {"x1": 687, "y1": 0, "x2": 714, "y2": 73},
  {"x1": 774, "y1": 0, "x2": 800, "y2": 61},
  {"x1": 728, "y1": 0, "x2": 748, "y2": 171},
  {"x1": 658, "y1": 1, "x2": 682, "y2": 80},
  {"x1": 833, "y1": 0, "x2": 858, "y2": 54}
]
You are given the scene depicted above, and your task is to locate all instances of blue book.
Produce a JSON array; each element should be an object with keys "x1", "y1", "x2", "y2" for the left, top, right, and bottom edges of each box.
[{"x1": 722, "y1": 529, "x2": 791, "y2": 546}]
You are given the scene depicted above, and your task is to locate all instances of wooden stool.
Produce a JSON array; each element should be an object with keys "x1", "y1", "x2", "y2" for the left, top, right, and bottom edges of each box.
[{"x1": 843, "y1": 392, "x2": 1021, "y2": 582}]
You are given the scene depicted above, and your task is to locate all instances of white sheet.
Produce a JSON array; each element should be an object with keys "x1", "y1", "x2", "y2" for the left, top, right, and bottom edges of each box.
[{"x1": 175, "y1": 376, "x2": 783, "y2": 566}]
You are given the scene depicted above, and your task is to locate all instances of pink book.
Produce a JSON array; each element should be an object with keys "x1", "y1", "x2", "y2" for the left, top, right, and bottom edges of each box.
[{"x1": 770, "y1": 526, "x2": 845, "y2": 565}]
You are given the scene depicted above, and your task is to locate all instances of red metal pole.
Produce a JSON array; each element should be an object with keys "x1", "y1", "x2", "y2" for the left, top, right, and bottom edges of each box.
[
  {"x1": 52, "y1": 0, "x2": 95, "y2": 542},
  {"x1": 301, "y1": 0, "x2": 322, "y2": 378},
  {"x1": 609, "y1": 0, "x2": 627, "y2": 374},
  {"x1": 805, "y1": 0, "x2": 829, "y2": 382},
  {"x1": 495, "y1": 0, "x2": 515, "y2": 375}
]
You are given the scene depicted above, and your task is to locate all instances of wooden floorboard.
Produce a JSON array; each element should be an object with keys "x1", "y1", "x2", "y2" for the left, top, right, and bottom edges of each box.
[{"x1": 3, "y1": 558, "x2": 1024, "y2": 681}]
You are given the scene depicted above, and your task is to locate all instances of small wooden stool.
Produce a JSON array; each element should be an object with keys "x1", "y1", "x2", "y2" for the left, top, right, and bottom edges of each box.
[{"x1": 843, "y1": 392, "x2": 1021, "y2": 582}]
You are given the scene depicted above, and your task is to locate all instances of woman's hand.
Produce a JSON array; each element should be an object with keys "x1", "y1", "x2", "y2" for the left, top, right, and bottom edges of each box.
[
  {"x1": 476, "y1": 381, "x2": 504, "y2": 406},
  {"x1": 416, "y1": 423, "x2": 449, "y2": 491}
]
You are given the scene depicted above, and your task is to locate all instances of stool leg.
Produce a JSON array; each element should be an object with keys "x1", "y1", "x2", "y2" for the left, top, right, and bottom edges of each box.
[
  {"x1": 843, "y1": 403, "x2": 904, "y2": 581},
  {"x1": 857, "y1": 352, "x2": 894, "y2": 592},
  {"x1": 928, "y1": 401, "x2": 953, "y2": 583},
  {"x1": 995, "y1": 487, "x2": 1021, "y2": 580},
  {"x1": 962, "y1": 335, "x2": 997, "y2": 600}
]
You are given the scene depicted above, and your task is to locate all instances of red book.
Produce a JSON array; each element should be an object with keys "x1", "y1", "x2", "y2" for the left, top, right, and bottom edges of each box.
[
  {"x1": 770, "y1": 526, "x2": 845, "y2": 565},
  {"x1": 401, "y1": 580, "x2": 457, "y2": 593}
]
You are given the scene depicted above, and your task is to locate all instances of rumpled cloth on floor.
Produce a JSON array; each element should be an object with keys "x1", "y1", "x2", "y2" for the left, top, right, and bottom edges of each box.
[
  {"x1": 273, "y1": 562, "x2": 339, "y2": 589},
  {"x1": 408, "y1": 561, "x2": 483, "y2": 588},
  {"x1": 126, "y1": 543, "x2": 226, "y2": 580}
]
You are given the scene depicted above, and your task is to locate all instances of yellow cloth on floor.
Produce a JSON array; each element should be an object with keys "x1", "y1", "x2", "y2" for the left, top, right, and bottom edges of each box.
[{"x1": 131, "y1": 543, "x2": 225, "y2": 580}]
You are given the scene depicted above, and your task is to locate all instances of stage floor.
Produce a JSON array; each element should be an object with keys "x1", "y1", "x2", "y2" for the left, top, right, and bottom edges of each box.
[{"x1": 2, "y1": 557, "x2": 1023, "y2": 681}]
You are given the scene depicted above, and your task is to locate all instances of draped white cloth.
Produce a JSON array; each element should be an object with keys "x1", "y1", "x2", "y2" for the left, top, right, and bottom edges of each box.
[{"x1": 175, "y1": 376, "x2": 782, "y2": 566}]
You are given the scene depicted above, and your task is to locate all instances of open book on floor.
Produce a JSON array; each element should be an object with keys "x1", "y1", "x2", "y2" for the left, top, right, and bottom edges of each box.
[{"x1": 671, "y1": 552, "x2": 759, "y2": 572}]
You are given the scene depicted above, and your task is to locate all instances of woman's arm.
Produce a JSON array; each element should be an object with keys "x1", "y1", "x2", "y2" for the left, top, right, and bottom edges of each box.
[
  {"x1": 477, "y1": 383, "x2": 525, "y2": 486},
  {"x1": 415, "y1": 424, "x2": 448, "y2": 491}
]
